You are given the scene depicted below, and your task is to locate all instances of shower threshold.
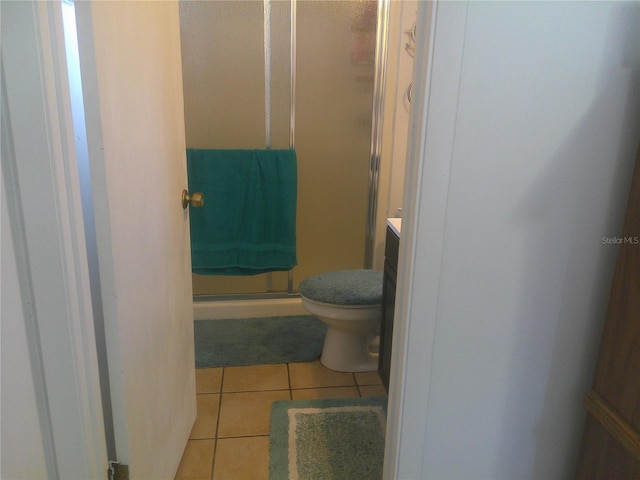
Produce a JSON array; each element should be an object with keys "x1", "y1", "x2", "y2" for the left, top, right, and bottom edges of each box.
[
  {"x1": 194, "y1": 292, "x2": 300, "y2": 302},
  {"x1": 193, "y1": 293, "x2": 305, "y2": 320}
]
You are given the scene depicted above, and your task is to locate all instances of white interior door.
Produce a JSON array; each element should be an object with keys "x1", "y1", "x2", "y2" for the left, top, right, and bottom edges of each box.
[{"x1": 74, "y1": 2, "x2": 196, "y2": 477}]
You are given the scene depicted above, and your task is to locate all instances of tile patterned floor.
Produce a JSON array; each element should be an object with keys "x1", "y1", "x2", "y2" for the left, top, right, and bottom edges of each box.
[{"x1": 174, "y1": 360, "x2": 387, "y2": 480}]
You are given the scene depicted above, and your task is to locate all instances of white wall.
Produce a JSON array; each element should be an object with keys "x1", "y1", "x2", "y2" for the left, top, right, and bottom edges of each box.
[
  {"x1": 390, "y1": 1, "x2": 640, "y2": 478},
  {"x1": 1, "y1": 165, "x2": 49, "y2": 479},
  {"x1": 374, "y1": 0, "x2": 418, "y2": 270},
  {"x1": 386, "y1": 1, "x2": 416, "y2": 219}
]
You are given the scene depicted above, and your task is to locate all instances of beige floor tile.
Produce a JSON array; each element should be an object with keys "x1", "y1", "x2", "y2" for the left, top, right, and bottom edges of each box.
[
  {"x1": 291, "y1": 386, "x2": 359, "y2": 400},
  {"x1": 359, "y1": 385, "x2": 388, "y2": 397},
  {"x1": 354, "y1": 370, "x2": 383, "y2": 386},
  {"x1": 222, "y1": 364, "x2": 289, "y2": 392},
  {"x1": 174, "y1": 439, "x2": 214, "y2": 480},
  {"x1": 213, "y1": 436, "x2": 269, "y2": 480},
  {"x1": 190, "y1": 394, "x2": 219, "y2": 439},
  {"x1": 218, "y1": 390, "x2": 290, "y2": 437},
  {"x1": 289, "y1": 360, "x2": 355, "y2": 389},
  {"x1": 195, "y1": 368, "x2": 223, "y2": 394}
]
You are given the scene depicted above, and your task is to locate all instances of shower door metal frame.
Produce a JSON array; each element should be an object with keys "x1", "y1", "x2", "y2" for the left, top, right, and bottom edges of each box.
[
  {"x1": 194, "y1": 0, "x2": 390, "y2": 301},
  {"x1": 365, "y1": 0, "x2": 391, "y2": 269},
  {"x1": 195, "y1": 0, "x2": 298, "y2": 302},
  {"x1": 264, "y1": 0, "x2": 296, "y2": 296}
]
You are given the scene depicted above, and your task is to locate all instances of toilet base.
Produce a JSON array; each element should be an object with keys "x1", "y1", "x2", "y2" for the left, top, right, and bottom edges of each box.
[{"x1": 320, "y1": 327, "x2": 379, "y2": 373}]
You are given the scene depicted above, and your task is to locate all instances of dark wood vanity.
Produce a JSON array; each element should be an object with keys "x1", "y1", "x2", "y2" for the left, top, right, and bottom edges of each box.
[{"x1": 379, "y1": 219, "x2": 400, "y2": 392}]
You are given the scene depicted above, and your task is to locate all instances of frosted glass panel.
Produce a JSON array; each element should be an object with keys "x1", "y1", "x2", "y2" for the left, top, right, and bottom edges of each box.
[
  {"x1": 180, "y1": 1, "x2": 266, "y2": 149},
  {"x1": 180, "y1": 0, "x2": 376, "y2": 295},
  {"x1": 295, "y1": 1, "x2": 376, "y2": 288}
]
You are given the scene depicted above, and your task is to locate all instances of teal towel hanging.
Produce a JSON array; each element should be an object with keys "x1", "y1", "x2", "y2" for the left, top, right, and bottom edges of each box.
[{"x1": 187, "y1": 149, "x2": 297, "y2": 275}]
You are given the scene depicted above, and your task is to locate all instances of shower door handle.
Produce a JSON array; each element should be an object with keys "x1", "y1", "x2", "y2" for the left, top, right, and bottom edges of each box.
[{"x1": 182, "y1": 189, "x2": 204, "y2": 209}]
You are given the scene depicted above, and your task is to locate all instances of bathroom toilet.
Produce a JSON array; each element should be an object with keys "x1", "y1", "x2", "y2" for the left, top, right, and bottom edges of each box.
[{"x1": 299, "y1": 269, "x2": 383, "y2": 372}]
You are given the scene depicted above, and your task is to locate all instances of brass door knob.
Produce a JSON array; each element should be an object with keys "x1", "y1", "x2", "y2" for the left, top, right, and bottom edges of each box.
[{"x1": 182, "y1": 189, "x2": 204, "y2": 209}]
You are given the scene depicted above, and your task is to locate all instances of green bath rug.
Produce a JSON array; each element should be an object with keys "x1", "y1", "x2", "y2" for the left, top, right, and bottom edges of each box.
[
  {"x1": 269, "y1": 396, "x2": 387, "y2": 480},
  {"x1": 194, "y1": 315, "x2": 326, "y2": 368}
]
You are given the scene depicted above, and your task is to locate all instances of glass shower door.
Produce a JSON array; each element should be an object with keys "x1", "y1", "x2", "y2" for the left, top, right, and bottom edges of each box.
[{"x1": 179, "y1": 0, "x2": 377, "y2": 296}]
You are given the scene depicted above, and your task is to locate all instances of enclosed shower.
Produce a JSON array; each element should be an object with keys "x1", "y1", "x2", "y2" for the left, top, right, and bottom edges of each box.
[{"x1": 179, "y1": 0, "x2": 383, "y2": 300}]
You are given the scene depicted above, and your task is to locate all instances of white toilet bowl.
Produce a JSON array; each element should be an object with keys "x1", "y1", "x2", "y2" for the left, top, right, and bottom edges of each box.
[{"x1": 299, "y1": 270, "x2": 383, "y2": 373}]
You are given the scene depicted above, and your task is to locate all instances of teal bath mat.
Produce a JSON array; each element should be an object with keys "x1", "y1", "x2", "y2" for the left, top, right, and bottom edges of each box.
[
  {"x1": 194, "y1": 315, "x2": 326, "y2": 368},
  {"x1": 269, "y1": 397, "x2": 387, "y2": 480}
]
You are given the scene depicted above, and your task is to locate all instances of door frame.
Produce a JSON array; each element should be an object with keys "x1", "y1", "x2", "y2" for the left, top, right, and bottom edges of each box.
[
  {"x1": 1, "y1": 1, "x2": 107, "y2": 477},
  {"x1": 383, "y1": 1, "x2": 455, "y2": 477}
]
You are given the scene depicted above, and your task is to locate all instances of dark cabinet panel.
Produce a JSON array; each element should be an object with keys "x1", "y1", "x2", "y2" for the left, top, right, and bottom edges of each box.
[{"x1": 379, "y1": 225, "x2": 399, "y2": 392}]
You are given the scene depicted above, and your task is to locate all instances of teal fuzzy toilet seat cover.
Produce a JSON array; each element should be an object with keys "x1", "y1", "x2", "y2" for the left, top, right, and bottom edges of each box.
[{"x1": 299, "y1": 269, "x2": 383, "y2": 306}]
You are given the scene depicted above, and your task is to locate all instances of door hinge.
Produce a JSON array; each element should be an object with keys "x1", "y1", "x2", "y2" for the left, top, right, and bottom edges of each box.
[{"x1": 108, "y1": 461, "x2": 129, "y2": 480}]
